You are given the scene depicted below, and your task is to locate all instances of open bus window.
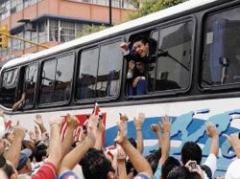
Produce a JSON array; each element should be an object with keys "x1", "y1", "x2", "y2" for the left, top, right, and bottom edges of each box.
[
  {"x1": 76, "y1": 41, "x2": 123, "y2": 101},
  {"x1": 39, "y1": 53, "x2": 74, "y2": 105},
  {"x1": 201, "y1": 6, "x2": 240, "y2": 88},
  {"x1": 0, "y1": 68, "x2": 19, "y2": 108},
  {"x1": 125, "y1": 21, "x2": 192, "y2": 96}
]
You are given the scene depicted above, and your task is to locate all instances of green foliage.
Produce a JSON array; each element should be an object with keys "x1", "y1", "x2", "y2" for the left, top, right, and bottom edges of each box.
[
  {"x1": 127, "y1": 0, "x2": 185, "y2": 20},
  {"x1": 77, "y1": 24, "x2": 107, "y2": 38}
]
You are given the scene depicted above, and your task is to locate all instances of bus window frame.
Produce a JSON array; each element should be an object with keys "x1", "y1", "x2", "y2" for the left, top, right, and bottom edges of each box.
[
  {"x1": 18, "y1": 62, "x2": 39, "y2": 110},
  {"x1": 74, "y1": 37, "x2": 124, "y2": 104},
  {"x1": 0, "y1": 67, "x2": 20, "y2": 109},
  {"x1": 125, "y1": 16, "x2": 196, "y2": 100},
  {"x1": 199, "y1": 3, "x2": 240, "y2": 92},
  {"x1": 38, "y1": 51, "x2": 76, "y2": 108}
]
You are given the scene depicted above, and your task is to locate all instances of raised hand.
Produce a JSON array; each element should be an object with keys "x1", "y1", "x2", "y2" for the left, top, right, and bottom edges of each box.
[
  {"x1": 134, "y1": 113, "x2": 145, "y2": 130},
  {"x1": 206, "y1": 122, "x2": 218, "y2": 138}
]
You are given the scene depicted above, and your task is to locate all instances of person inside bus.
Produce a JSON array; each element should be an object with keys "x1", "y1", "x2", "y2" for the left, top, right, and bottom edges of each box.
[
  {"x1": 120, "y1": 35, "x2": 157, "y2": 96},
  {"x1": 12, "y1": 92, "x2": 26, "y2": 111}
]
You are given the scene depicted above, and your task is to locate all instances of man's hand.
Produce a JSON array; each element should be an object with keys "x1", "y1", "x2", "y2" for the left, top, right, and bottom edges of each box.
[
  {"x1": 161, "y1": 115, "x2": 171, "y2": 133},
  {"x1": 66, "y1": 114, "x2": 79, "y2": 129},
  {"x1": 134, "y1": 113, "x2": 145, "y2": 130},
  {"x1": 115, "y1": 121, "x2": 127, "y2": 145},
  {"x1": 224, "y1": 133, "x2": 240, "y2": 149},
  {"x1": 206, "y1": 122, "x2": 218, "y2": 138}
]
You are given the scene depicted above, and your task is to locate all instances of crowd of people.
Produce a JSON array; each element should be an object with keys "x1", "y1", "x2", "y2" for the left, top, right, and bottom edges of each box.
[{"x1": 0, "y1": 109, "x2": 239, "y2": 179}]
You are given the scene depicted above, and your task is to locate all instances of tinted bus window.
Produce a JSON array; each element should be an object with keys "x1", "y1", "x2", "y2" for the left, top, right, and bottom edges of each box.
[
  {"x1": 55, "y1": 54, "x2": 75, "y2": 101},
  {"x1": 39, "y1": 53, "x2": 74, "y2": 104},
  {"x1": 97, "y1": 41, "x2": 122, "y2": 97},
  {"x1": 201, "y1": 6, "x2": 240, "y2": 87},
  {"x1": 23, "y1": 63, "x2": 38, "y2": 108},
  {"x1": 150, "y1": 21, "x2": 192, "y2": 92},
  {"x1": 77, "y1": 48, "x2": 99, "y2": 99},
  {"x1": 77, "y1": 40, "x2": 123, "y2": 101},
  {"x1": 39, "y1": 59, "x2": 56, "y2": 104},
  {"x1": 0, "y1": 68, "x2": 19, "y2": 108}
]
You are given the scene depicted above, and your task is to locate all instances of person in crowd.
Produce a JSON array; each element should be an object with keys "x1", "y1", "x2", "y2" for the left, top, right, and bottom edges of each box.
[
  {"x1": 17, "y1": 149, "x2": 32, "y2": 175},
  {"x1": 115, "y1": 115, "x2": 153, "y2": 179},
  {"x1": 180, "y1": 122, "x2": 219, "y2": 179}
]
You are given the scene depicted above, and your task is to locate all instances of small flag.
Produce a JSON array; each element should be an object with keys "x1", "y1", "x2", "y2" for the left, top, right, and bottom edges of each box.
[{"x1": 92, "y1": 102, "x2": 100, "y2": 116}]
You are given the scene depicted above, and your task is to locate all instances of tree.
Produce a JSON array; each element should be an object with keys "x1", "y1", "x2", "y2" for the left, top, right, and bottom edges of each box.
[
  {"x1": 127, "y1": 0, "x2": 186, "y2": 20},
  {"x1": 77, "y1": 24, "x2": 107, "y2": 38}
]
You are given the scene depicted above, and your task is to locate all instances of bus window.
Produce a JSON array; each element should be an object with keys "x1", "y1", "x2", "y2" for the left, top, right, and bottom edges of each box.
[
  {"x1": 153, "y1": 21, "x2": 192, "y2": 91},
  {"x1": 125, "y1": 21, "x2": 192, "y2": 96},
  {"x1": 77, "y1": 41, "x2": 123, "y2": 101},
  {"x1": 97, "y1": 41, "x2": 123, "y2": 98},
  {"x1": 39, "y1": 59, "x2": 56, "y2": 104},
  {"x1": 201, "y1": 6, "x2": 240, "y2": 88},
  {"x1": 77, "y1": 47, "x2": 99, "y2": 100},
  {"x1": 55, "y1": 54, "x2": 74, "y2": 101},
  {"x1": 23, "y1": 63, "x2": 38, "y2": 109},
  {"x1": 0, "y1": 68, "x2": 19, "y2": 108},
  {"x1": 39, "y1": 53, "x2": 74, "y2": 105}
]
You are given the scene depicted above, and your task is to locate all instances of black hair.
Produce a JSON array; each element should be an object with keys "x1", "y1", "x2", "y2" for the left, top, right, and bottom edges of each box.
[
  {"x1": 181, "y1": 141, "x2": 202, "y2": 165},
  {"x1": 145, "y1": 148, "x2": 161, "y2": 173},
  {"x1": 80, "y1": 148, "x2": 114, "y2": 179},
  {"x1": 161, "y1": 156, "x2": 181, "y2": 179},
  {"x1": 2, "y1": 163, "x2": 15, "y2": 178},
  {"x1": 167, "y1": 166, "x2": 202, "y2": 179},
  {"x1": 33, "y1": 142, "x2": 47, "y2": 162}
]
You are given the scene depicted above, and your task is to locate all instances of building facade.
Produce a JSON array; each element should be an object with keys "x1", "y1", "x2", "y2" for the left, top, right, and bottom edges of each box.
[{"x1": 0, "y1": 0, "x2": 135, "y2": 61}]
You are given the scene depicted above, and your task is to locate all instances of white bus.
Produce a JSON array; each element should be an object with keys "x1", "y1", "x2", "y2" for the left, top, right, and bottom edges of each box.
[{"x1": 1, "y1": 0, "x2": 240, "y2": 175}]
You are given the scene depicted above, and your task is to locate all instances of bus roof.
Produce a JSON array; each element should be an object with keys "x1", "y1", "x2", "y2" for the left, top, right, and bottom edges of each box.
[{"x1": 2, "y1": 0, "x2": 218, "y2": 70}]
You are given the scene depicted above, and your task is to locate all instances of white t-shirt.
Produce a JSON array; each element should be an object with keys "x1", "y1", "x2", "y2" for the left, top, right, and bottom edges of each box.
[{"x1": 225, "y1": 158, "x2": 240, "y2": 179}]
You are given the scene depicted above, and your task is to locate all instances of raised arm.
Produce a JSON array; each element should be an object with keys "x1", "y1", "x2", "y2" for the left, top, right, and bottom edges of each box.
[
  {"x1": 224, "y1": 133, "x2": 240, "y2": 158},
  {"x1": 206, "y1": 122, "x2": 219, "y2": 156},
  {"x1": 116, "y1": 120, "x2": 153, "y2": 179},
  {"x1": 94, "y1": 118, "x2": 105, "y2": 150},
  {"x1": 59, "y1": 119, "x2": 96, "y2": 173},
  {"x1": 45, "y1": 117, "x2": 63, "y2": 168},
  {"x1": 158, "y1": 115, "x2": 171, "y2": 165},
  {"x1": 61, "y1": 114, "x2": 78, "y2": 155},
  {"x1": 134, "y1": 113, "x2": 145, "y2": 154},
  {"x1": 4, "y1": 127, "x2": 25, "y2": 168}
]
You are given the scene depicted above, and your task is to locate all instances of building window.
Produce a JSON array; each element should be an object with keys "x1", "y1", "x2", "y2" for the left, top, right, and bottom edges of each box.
[
  {"x1": 201, "y1": 6, "x2": 240, "y2": 88},
  {"x1": 49, "y1": 20, "x2": 59, "y2": 42},
  {"x1": 80, "y1": 0, "x2": 136, "y2": 9},
  {"x1": 38, "y1": 20, "x2": 47, "y2": 43},
  {"x1": 60, "y1": 21, "x2": 75, "y2": 42}
]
